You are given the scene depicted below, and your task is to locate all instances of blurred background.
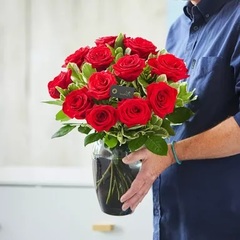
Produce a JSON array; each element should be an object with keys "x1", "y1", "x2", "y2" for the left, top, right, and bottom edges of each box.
[{"x1": 0, "y1": 0, "x2": 184, "y2": 239}]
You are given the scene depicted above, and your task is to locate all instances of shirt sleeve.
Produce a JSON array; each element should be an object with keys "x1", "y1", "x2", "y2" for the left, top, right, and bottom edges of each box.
[
  {"x1": 233, "y1": 21, "x2": 240, "y2": 126},
  {"x1": 234, "y1": 112, "x2": 240, "y2": 126}
]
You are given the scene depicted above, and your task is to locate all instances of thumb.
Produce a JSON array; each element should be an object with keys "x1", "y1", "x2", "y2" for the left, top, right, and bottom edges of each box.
[
  {"x1": 123, "y1": 148, "x2": 147, "y2": 164},
  {"x1": 122, "y1": 153, "x2": 135, "y2": 164}
]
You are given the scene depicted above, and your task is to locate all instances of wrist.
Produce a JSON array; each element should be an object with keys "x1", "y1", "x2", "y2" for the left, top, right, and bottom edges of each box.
[
  {"x1": 170, "y1": 141, "x2": 182, "y2": 165},
  {"x1": 168, "y1": 144, "x2": 176, "y2": 165}
]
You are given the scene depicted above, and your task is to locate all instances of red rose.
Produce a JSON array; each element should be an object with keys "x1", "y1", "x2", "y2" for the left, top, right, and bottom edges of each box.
[
  {"x1": 86, "y1": 105, "x2": 118, "y2": 132},
  {"x1": 147, "y1": 54, "x2": 189, "y2": 82},
  {"x1": 147, "y1": 82, "x2": 177, "y2": 118},
  {"x1": 124, "y1": 37, "x2": 157, "y2": 59},
  {"x1": 95, "y1": 35, "x2": 118, "y2": 47},
  {"x1": 113, "y1": 54, "x2": 145, "y2": 82},
  {"x1": 85, "y1": 46, "x2": 114, "y2": 71},
  {"x1": 88, "y1": 71, "x2": 117, "y2": 100},
  {"x1": 62, "y1": 87, "x2": 93, "y2": 119},
  {"x1": 48, "y1": 70, "x2": 72, "y2": 99},
  {"x1": 117, "y1": 98, "x2": 151, "y2": 127},
  {"x1": 62, "y1": 46, "x2": 90, "y2": 68}
]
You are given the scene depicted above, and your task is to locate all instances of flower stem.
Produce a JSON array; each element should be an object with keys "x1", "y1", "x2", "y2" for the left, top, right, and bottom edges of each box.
[
  {"x1": 95, "y1": 152, "x2": 138, "y2": 206},
  {"x1": 106, "y1": 162, "x2": 114, "y2": 204},
  {"x1": 96, "y1": 162, "x2": 112, "y2": 188}
]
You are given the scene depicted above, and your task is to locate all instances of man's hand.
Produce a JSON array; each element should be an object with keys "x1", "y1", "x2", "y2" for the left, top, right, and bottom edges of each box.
[{"x1": 120, "y1": 146, "x2": 174, "y2": 212}]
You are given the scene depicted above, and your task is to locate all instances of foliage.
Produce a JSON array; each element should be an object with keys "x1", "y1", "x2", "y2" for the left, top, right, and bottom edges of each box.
[{"x1": 45, "y1": 33, "x2": 196, "y2": 156}]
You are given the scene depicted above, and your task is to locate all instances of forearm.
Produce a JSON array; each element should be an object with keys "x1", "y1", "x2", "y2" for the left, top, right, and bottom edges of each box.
[{"x1": 173, "y1": 117, "x2": 240, "y2": 161}]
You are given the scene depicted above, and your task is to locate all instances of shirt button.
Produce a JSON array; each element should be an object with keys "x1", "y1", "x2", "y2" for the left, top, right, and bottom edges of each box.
[
  {"x1": 205, "y1": 13, "x2": 210, "y2": 18},
  {"x1": 191, "y1": 59, "x2": 197, "y2": 69},
  {"x1": 193, "y1": 26, "x2": 199, "y2": 31},
  {"x1": 153, "y1": 207, "x2": 159, "y2": 216}
]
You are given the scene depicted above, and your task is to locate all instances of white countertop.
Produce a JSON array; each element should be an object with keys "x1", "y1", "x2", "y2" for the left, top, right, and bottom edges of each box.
[{"x1": 0, "y1": 167, "x2": 94, "y2": 187}]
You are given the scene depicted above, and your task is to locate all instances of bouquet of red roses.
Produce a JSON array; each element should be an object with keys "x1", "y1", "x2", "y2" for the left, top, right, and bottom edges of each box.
[{"x1": 46, "y1": 33, "x2": 195, "y2": 156}]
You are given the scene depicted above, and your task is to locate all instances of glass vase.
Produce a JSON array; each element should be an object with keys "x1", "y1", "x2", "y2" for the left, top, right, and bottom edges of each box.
[{"x1": 92, "y1": 140, "x2": 141, "y2": 216}]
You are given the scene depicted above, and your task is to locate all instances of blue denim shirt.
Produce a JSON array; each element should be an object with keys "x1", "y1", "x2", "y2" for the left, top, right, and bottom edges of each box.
[{"x1": 153, "y1": 0, "x2": 240, "y2": 239}]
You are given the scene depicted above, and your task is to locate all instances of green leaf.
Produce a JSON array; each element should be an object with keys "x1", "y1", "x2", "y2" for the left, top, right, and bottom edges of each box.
[
  {"x1": 191, "y1": 93, "x2": 198, "y2": 101},
  {"x1": 121, "y1": 127, "x2": 141, "y2": 140},
  {"x1": 158, "y1": 48, "x2": 168, "y2": 56},
  {"x1": 78, "y1": 124, "x2": 92, "y2": 134},
  {"x1": 67, "y1": 62, "x2": 85, "y2": 86},
  {"x1": 126, "y1": 124, "x2": 145, "y2": 130},
  {"x1": 167, "y1": 107, "x2": 194, "y2": 124},
  {"x1": 178, "y1": 83, "x2": 197, "y2": 104},
  {"x1": 106, "y1": 130, "x2": 119, "y2": 138},
  {"x1": 179, "y1": 82, "x2": 193, "y2": 99},
  {"x1": 150, "y1": 115, "x2": 158, "y2": 125},
  {"x1": 161, "y1": 119, "x2": 175, "y2": 136},
  {"x1": 138, "y1": 75, "x2": 148, "y2": 94},
  {"x1": 117, "y1": 131, "x2": 125, "y2": 144},
  {"x1": 104, "y1": 135, "x2": 118, "y2": 148},
  {"x1": 114, "y1": 33, "x2": 124, "y2": 49},
  {"x1": 128, "y1": 135, "x2": 148, "y2": 152},
  {"x1": 156, "y1": 74, "x2": 167, "y2": 83},
  {"x1": 51, "y1": 125, "x2": 76, "y2": 138},
  {"x1": 115, "y1": 52, "x2": 123, "y2": 62},
  {"x1": 68, "y1": 83, "x2": 79, "y2": 92},
  {"x1": 56, "y1": 86, "x2": 68, "y2": 98},
  {"x1": 42, "y1": 100, "x2": 63, "y2": 106},
  {"x1": 155, "y1": 127, "x2": 169, "y2": 138},
  {"x1": 84, "y1": 132, "x2": 104, "y2": 146},
  {"x1": 115, "y1": 47, "x2": 123, "y2": 55},
  {"x1": 175, "y1": 98, "x2": 184, "y2": 107},
  {"x1": 150, "y1": 115, "x2": 162, "y2": 126},
  {"x1": 81, "y1": 62, "x2": 96, "y2": 80},
  {"x1": 55, "y1": 110, "x2": 70, "y2": 122},
  {"x1": 145, "y1": 135, "x2": 168, "y2": 155},
  {"x1": 169, "y1": 82, "x2": 179, "y2": 89}
]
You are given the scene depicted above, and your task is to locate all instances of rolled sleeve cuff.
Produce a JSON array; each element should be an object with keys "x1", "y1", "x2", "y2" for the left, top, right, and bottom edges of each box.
[{"x1": 233, "y1": 112, "x2": 240, "y2": 126}]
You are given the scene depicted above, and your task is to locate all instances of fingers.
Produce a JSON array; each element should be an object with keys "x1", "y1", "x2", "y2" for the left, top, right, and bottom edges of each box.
[
  {"x1": 120, "y1": 149, "x2": 152, "y2": 211},
  {"x1": 120, "y1": 170, "x2": 154, "y2": 211},
  {"x1": 120, "y1": 147, "x2": 172, "y2": 212},
  {"x1": 122, "y1": 190, "x2": 147, "y2": 212},
  {"x1": 120, "y1": 175, "x2": 145, "y2": 202}
]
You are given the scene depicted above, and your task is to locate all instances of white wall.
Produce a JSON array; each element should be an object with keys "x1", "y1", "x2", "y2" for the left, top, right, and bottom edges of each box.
[
  {"x1": 167, "y1": 0, "x2": 186, "y2": 27},
  {"x1": 0, "y1": 0, "x2": 170, "y2": 167},
  {"x1": 0, "y1": 2, "x2": 186, "y2": 239}
]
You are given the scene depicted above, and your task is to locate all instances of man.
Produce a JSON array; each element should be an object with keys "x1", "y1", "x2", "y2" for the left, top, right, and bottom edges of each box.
[{"x1": 120, "y1": 0, "x2": 240, "y2": 239}]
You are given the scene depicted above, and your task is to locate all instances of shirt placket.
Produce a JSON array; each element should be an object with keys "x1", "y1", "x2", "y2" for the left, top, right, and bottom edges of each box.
[{"x1": 184, "y1": 7, "x2": 202, "y2": 70}]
